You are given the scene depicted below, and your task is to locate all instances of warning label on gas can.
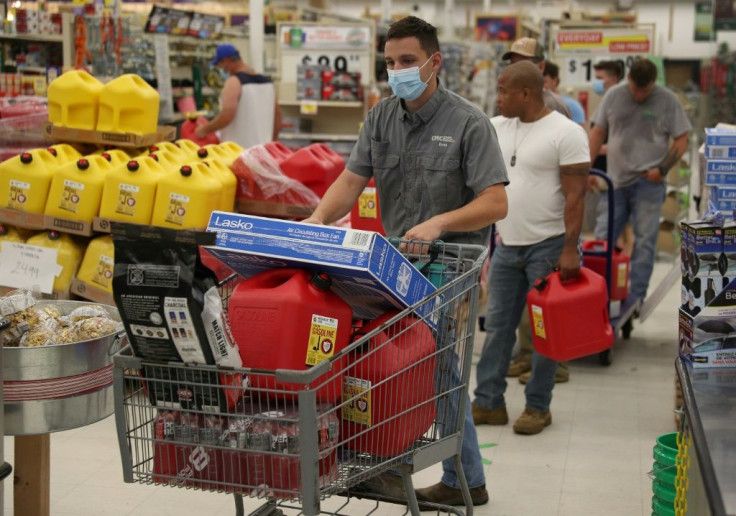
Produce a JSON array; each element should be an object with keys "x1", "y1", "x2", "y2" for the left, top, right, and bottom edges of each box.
[
  {"x1": 358, "y1": 187, "x2": 378, "y2": 219},
  {"x1": 306, "y1": 314, "x2": 338, "y2": 366},
  {"x1": 342, "y1": 376, "x2": 372, "y2": 426},
  {"x1": 617, "y1": 263, "x2": 628, "y2": 288},
  {"x1": 531, "y1": 304, "x2": 547, "y2": 339}
]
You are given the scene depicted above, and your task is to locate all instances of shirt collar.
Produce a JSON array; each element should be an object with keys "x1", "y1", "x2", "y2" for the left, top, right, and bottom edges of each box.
[{"x1": 399, "y1": 78, "x2": 447, "y2": 123}]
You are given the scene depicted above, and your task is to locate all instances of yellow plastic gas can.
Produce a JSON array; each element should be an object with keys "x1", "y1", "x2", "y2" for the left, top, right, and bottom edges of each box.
[
  {"x1": 0, "y1": 224, "x2": 24, "y2": 251},
  {"x1": 0, "y1": 149, "x2": 58, "y2": 213},
  {"x1": 47, "y1": 70, "x2": 104, "y2": 130},
  {"x1": 217, "y1": 142, "x2": 244, "y2": 164},
  {"x1": 25, "y1": 230, "x2": 83, "y2": 292},
  {"x1": 175, "y1": 139, "x2": 202, "y2": 159},
  {"x1": 147, "y1": 149, "x2": 184, "y2": 174},
  {"x1": 75, "y1": 234, "x2": 115, "y2": 294},
  {"x1": 97, "y1": 74, "x2": 160, "y2": 135},
  {"x1": 195, "y1": 144, "x2": 233, "y2": 166},
  {"x1": 93, "y1": 148, "x2": 130, "y2": 167},
  {"x1": 151, "y1": 163, "x2": 221, "y2": 229},
  {"x1": 149, "y1": 141, "x2": 190, "y2": 162},
  {"x1": 202, "y1": 159, "x2": 236, "y2": 212},
  {"x1": 47, "y1": 144, "x2": 82, "y2": 163},
  {"x1": 44, "y1": 156, "x2": 112, "y2": 222},
  {"x1": 99, "y1": 157, "x2": 166, "y2": 225}
]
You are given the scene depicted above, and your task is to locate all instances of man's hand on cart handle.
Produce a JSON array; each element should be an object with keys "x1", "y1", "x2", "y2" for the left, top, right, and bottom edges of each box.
[
  {"x1": 401, "y1": 219, "x2": 443, "y2": 254},
  {"x1": 557, "y1": 246, "x2": 581, "y2": 282}
]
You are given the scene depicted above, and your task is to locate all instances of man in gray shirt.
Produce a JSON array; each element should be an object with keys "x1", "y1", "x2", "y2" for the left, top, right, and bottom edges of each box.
[
  {"x1": 589, "y1": 58, "x2": 691, "y2": 304},
  {"x1": 303, "y1": 16, "x2": 508, "y2": 508}
]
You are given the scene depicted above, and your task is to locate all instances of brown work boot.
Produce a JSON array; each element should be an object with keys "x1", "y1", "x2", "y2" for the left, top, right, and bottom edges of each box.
[
  {"x1": 518, "y1": 368, "x2": 570, "y2": 384},
  {"x1": 351, "y1": 471, "x2": 406, "y2": 502},
  {"x1": 513, "y1": 407, "x2": 552, "y2": 435},
  {"x1": 472, "y1": 402, "x2": 508, "y2": 426},
  {"x1": 507, "y1": 354, "x2": 532, "y2": 377},
  {"x1": 415, "y1": 482, "x2": 489, "y2": 509}
]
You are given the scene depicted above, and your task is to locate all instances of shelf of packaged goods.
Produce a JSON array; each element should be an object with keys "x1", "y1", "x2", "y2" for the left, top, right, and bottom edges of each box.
[
  {"x1": 0, "y1": 32, "x2": 63, "y2": 43},
  {"x1": 278, "y1": 100, "x2": 363, "y2": 108},
  {"x1": 279, "y1": 132, "x2": 358, "y2": 142}
]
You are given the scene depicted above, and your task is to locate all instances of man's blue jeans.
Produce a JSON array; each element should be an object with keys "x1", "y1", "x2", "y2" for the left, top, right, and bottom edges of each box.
[
  {"x1": 474, "y1": 235, "x2": 564, "y2": 413},
  {"x1": 435, "y1": 310, "x2": 485, "y2": 489},
  {"x1": 594, "y1": 177, "x2": 666, "y2": 301}
]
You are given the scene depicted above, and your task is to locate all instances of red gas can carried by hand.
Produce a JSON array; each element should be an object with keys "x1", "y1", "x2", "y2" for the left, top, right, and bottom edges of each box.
[
  {"x1": 341, "y1": 310, "x2": 436, "y2": 458},
  {"x1": 581, "y1": 240, "x2": 630, "y2": 300},
  {"x1": 179, "y1": 117, "x2": 220, "y2": 146},
  {"x1": 526, "y1": 268, "x2": 613, "y2": 361},
  {"x1": 227, "y1": 268, "x2": 351, "y2": 403}
]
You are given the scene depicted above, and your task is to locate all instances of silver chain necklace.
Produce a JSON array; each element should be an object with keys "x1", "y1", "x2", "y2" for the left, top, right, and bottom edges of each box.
[{"x1": 510, "y1": 106, "x2": 548, "y2": 167}]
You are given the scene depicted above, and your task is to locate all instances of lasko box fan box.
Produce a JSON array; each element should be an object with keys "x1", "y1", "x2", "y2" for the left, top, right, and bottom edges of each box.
[{"x1": 204, "y1": 212, "x2": 439, "y2": 327}]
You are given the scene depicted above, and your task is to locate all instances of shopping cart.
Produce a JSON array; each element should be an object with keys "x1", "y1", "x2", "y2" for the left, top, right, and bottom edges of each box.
[{"x1": 113, "y1": 240, "x2": 488, "y2": 516}]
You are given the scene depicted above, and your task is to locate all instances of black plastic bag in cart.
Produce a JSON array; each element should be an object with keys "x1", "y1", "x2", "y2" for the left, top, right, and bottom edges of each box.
[{"x1": 111, "y1": 223, "x2": 244, "y2": 412}]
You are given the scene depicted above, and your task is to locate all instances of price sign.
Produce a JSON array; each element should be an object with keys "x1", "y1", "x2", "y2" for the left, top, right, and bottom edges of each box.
[
  {"x1": 299, "y1": 53, "x2": 362, "y2": 73},
  {"x1": 300, "y1": 101, "x2": 318, "y2": 115},
  {"x1": 552, "y1": 26, "x2": 654, "y2": 87},
  {"x1": 564, "y1": 55, "x2": 638, "y2": 87},
  {"x1": 0, "y1": 243, "x2": 62, "y2": 294}
]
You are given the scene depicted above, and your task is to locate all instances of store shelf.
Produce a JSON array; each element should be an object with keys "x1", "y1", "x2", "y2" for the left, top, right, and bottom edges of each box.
[
  {"x1": 0, "y1": 32, "x2": 63, "y2": 43},
  {"x1": 280, "y1": 132, "x2": 358, "y2": 142},
  {"x1": 278, "y1": 100, "x2": 363, "y2": 108}
]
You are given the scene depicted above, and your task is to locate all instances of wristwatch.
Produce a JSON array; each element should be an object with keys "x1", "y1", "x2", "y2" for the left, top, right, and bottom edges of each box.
[{"x1": 658, "y1": 165, "x2": 668, "y2": 177}]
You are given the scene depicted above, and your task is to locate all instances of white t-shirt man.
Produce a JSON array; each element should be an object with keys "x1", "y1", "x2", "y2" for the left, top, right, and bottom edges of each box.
[{"x1": 492, "y1": 110, "x2": 590, "y2": 246}]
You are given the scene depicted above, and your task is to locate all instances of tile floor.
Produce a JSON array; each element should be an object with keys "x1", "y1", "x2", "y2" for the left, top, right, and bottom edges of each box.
[{"x1": 2, "y1": 260, "x2": 681, "y2": 516}]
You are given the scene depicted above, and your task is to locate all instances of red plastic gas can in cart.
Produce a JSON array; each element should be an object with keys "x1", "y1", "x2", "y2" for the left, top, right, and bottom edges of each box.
[
  {"x1": 350, "y1": 178, "x2": 385, "y2": 235},
  {"x1": 341, "y1": 310, "x2": 436, "y2": 458},
  {"x1": 582, "y1": 240, "x2": 630, "y2": 300},
  {"x1": 527, "y1": 268, "x2": 613, "y2": 361},
  {"x1": 227, "y1": 268, "x2": 351, "y2": 402}
]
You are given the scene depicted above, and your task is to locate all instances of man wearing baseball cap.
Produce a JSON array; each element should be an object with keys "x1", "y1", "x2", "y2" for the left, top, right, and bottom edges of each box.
[
  {"x1": 479, "y1": 37, "x2": 574, "y2": 403},
  {"x1": 501, "y1": 37, "x2": 571, "y2": 118},
  {"x1": 194, "y1": 43, "x2": 281, "y2": 148}
]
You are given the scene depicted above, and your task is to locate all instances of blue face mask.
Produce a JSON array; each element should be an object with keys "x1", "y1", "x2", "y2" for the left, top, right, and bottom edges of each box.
[
  {"x1": 218, "y1": 68, "x2": 230, "y2": 81},
  {"x1": 387, "y1": 54, "x2": 435, "y2": 101},
  {"x1": 592, "y1": 78, "x2": 605, "y2": 96}
]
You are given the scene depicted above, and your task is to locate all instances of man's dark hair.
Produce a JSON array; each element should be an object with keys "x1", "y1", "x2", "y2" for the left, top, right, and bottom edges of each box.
[
  {"x1": 543, "y1": 62, "x2": 559, "y2": 80},
  {"x1": 386, "y1": 16, "x2": 440, "y2": 56},
  {"x1": 594, "y1": 60, "x2": 624, "y2": 80},
  {"x1": 629, "y1": 58, "x2": 657, "y2": 87}
]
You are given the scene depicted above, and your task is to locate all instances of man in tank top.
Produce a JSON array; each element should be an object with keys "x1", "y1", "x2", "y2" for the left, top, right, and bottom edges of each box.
[
  {"x1": 472, "y1": 61, "x2": 590, "y2": 435},
  {"x1": 302, "y1": 16, "x2": 508, "y2": 508},
  {"x1": 195, "y1": 44, "x2": 281, "y2": 149}
]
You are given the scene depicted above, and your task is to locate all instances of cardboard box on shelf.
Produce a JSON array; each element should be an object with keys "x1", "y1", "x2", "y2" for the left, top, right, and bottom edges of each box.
[
  {"x1": 44, "y1": 215, "x2": 95, "y2": 237},
  {"x1": 204, "y1": 212, "x2": 439, "y2": 326},
  {"x1": 0, "y1": 207, "x2": 46, "y2": 231},
  {"x1": 70, "y1": 277, "x2": 114, "y2": 306},
  {"x1": 44, "y1": 123, "x2": 176, "y2": 148}
]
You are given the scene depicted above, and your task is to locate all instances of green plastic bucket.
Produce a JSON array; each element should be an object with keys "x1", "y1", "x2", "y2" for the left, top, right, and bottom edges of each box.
[
  {"x1": 652, "y1": 495, "x2": 676, "y2": 516},
  {"x1": 653, "y1": 479, "x2": 676, "y2": 504},
  {"x1": 653, "y1": 461, "x2": 677, "y2": 486},
  {"x1": 653, "y1": 432, "x2": 678, "y2": 469}
]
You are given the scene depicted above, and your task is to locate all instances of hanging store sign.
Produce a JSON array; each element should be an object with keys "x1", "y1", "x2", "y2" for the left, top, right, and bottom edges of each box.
[
  {"x1": 279, "y1": 25, "x2": 371, "y2": 51},
  {"x1": 554, "y1": 27, "x2": 654, "y2": 56},
  {"x1": 552, "y1": 26, "x2": 655, "y2": 87}
]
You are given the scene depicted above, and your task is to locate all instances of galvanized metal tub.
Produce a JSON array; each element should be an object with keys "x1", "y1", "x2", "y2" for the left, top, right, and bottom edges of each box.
[{"x1": 3, "y1": 300, "x2": 126, "y2": 435}]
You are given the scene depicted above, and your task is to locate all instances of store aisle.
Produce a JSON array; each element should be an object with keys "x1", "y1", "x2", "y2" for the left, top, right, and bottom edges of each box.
[{"x1": 3, "y1": 261, "x2": 680, "y2": 516}]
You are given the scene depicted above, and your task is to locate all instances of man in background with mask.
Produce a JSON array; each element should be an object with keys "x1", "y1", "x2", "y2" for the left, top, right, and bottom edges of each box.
[
  {"x1": 591, "y1": 60, "x2": 625, "y2": 173},
  {"x1": 302, "y1": 16, "x2": 508, "y2": 508},
  {"x1": 195, "y1": 44, "x2": 281, "y2": 148}
]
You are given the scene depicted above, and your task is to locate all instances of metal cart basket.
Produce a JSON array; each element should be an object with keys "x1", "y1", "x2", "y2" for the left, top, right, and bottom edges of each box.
[{"x1": 113, "y1": 240, "x2": 487, "y2": 516}]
